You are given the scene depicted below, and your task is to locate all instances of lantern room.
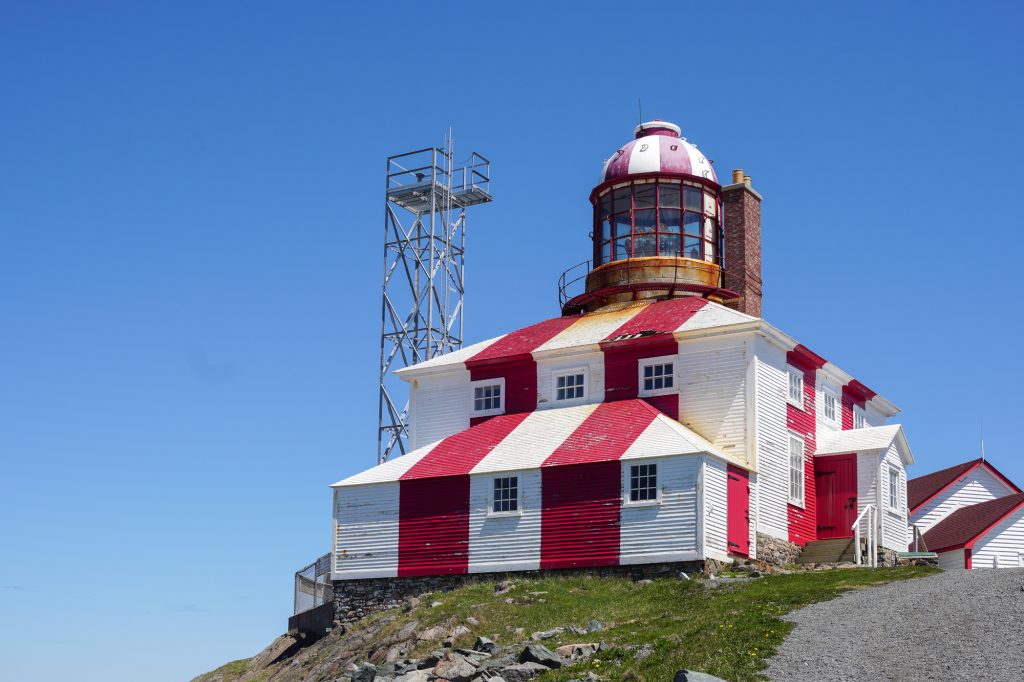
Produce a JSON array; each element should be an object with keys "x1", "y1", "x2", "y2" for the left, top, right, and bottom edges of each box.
[{"x1": 559, "y1": 120, "x2": 749, "y2": 315}]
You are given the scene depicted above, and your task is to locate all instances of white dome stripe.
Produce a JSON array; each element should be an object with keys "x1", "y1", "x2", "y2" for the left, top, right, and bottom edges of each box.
[{"x1": 627, "y1": 133, "x2": 661, "y2": 175}]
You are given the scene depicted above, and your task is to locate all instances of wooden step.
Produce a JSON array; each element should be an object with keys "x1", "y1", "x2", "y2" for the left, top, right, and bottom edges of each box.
[{"x1": 796, "y1": 537, "x2": 862, "y2": 564}]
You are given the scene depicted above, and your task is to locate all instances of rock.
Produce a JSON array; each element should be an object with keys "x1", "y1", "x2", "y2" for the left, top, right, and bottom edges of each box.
[
  {"x1": 735, "y1": 563, "x2": 755, "y2": 573},
  {"x1": 567, "y1": 625, "x2": 588, "y2": 635},
  {"x1": 433, "y1": 652, "x2": 478, "y2": 681},
  {"x1": 385, "y1": 645, "x2": 406, "y2": 663},
  {"x1": 503, "y1": 598, "x2": 514, "y2": 604},
  {"x1": 555, "y1": 643, "x2": 598, "y2": 660},
  {"x1": 750, "y1": 570, "x2": 763, "y2": 578},
  {"x1": 352, "y1": 662, "x2": 377, "y2": 682},
  {"x1": 396, "y1": 661, "x2": 419, "y2": 675},
  {"x1": 397, "y1": 620, "x2": 420, "y2": 640},
  {"x1": 498, "y1": 662, "x2": 550, "y2": 682},
  {"x1": 512, "y1": 627, "x2": 525, "y2": 638},
  {"x1": 406, "y1": 596, "x2": 421, "y2": 610},
  {"x1": 418, "y1": 651, "x2": 446, "y2": 669},
  {"x1": 445, "y1": 624, "x2": 472, "y2": 646},
  {"x1": 678, "y1": 571, "x2": 690, "y2": 580},
  {"x1": 466, "y1": 616, "x2": 480, "y2": 626},
  {"x1": 586, "y1": 620, "x2": 604, "y2": 633},
  {"x1": 518, "y1": 644, "x2": 562, "y2": 669},
  {"x1": 636, "y1": 579, "x2": 654, "y2": 585},
  {"x1": 430, "y1": 601, "x2": 444, "y2": 608},
  {"x1": 529, "y1": 627, "x2": 564, "y2": 641},
  {"x1": 495, "y1": 581, "x2": 515, "y2": 595},
  {"x1": 395, "y1": 671, "x2": 432, "y2": 682},
  {"x1": 418, "y1": 625, "x2": 447, "y2": 642},
  {"x1": 673, "y1": 670, "x2": 729, "y2": 682},
  {"x1": 634, "y1": 643, "x2": 654, "y2": 660},
  {"x1": 474, "y1": 636, "x2": 498, "y2": 654}
]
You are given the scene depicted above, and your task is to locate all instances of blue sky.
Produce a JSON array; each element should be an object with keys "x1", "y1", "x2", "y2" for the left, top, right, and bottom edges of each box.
[{"x1": 1, "y1": 2, "x2": 1022, "y2": 680}]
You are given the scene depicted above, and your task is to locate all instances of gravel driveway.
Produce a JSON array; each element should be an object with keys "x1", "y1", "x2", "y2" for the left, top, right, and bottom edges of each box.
[{"x1": 764, "y1": 569, "x2": 1024, "y2": 681}]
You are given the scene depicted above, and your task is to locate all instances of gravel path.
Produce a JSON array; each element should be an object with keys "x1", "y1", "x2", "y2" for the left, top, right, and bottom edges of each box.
[{"x1": 764, "y1": 569, "x2": 1024, "y2": 681}]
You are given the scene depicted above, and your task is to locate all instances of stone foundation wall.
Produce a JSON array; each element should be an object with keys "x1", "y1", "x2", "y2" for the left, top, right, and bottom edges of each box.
[
  {"x1": 756, "y1": 533, "x2": 803, "y2": 566},
  {"x1": 333, "y1": 561, "x2": 704, "y2": 625}
]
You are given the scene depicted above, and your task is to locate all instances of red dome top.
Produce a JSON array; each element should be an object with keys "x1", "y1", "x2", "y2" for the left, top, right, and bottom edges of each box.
[{"x1": 600, "y1": 120, "x2": 717, "y2": 185}]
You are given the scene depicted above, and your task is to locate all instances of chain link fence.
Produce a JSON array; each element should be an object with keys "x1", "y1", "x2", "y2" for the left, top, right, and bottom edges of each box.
[{"x1": 294, "y1": 553, "x2": 333, "y2": 615}]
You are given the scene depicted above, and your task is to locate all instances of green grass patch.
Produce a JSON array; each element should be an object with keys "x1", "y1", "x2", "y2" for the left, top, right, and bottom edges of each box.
[
  {"x1": 374, "y1": 566, "x2": 936, "y2": 682},
  {"x1": 192, "y1": 658, "x2": 253, "y2": 682}
]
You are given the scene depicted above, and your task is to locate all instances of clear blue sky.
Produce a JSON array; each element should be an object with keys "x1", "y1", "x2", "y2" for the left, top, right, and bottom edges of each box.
[{"x1": 1, "y1": 2, "x2": 1022, "y2": 680}]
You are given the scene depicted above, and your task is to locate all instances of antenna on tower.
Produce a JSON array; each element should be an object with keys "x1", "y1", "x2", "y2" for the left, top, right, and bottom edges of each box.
[
  {"x1": 378, "y1": 134, "x2": 492, "y2": 464},
  {"x1": 637, "y1": 97, "x2": 643, "y2": 126},
  {"x1": 981, "y1": 417, "x2": 986, "y2": 461}
]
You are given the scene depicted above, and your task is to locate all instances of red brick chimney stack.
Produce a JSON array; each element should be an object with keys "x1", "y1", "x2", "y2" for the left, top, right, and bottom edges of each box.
[{"x1": 722, "y1": 169, "x2": 763, "y2": 317}]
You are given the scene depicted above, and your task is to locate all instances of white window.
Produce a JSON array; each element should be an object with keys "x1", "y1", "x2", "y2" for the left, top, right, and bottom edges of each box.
[
  {"x1": 823, "y1": 392, "x2": 838, "y2": 423},
  {"x1": 787, "y1": 367, "x2": 804, "y2": 408},
  {"x1": 888, "y1": 467, "x2": 900, "y2": 511},
  {"x1": 638, "y1": 357, "x2": 675, "y2": 397},
  {"x1": 628, "y1": 463, "x2": 658, "y2": 503},
  {"x1": 491, "y1": 476, "x2": 519, "y2": 514},
  {"x1": 471, "y1": 378, "x2": 505, "y2": 416},
  {"x1": 854, "y1": 407, "x2": 867, "y2": 430},
  {"x1": 789, "y1": 433, "x2": 805, "y2": 506},
  {"x1": 554, "y1": 369, "x2": 587, "y2": 402}
]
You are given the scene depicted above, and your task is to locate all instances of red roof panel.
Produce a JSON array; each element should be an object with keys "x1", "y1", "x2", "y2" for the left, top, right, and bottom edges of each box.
[{"x1": 921, "y1": 492, "x2": 1024, "y2": 552}]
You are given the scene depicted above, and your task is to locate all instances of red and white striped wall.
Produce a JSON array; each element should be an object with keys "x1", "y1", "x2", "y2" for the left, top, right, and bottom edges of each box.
[{"x1": 331, "y1": 399, "x2": 747, "y2": 579}]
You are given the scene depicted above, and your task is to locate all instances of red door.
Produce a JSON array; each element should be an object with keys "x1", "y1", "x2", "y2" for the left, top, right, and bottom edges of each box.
[
  {"x1": 814, "y1": 454, "x2": 857, "y2": 539},
  {"x1": 727, "y1": 465, "x2": 750, "y2": 557}
]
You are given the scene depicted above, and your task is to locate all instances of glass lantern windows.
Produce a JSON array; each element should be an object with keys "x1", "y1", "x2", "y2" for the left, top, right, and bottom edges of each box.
[{"x1": 594, "y1": 180, "x2": 722, "y2": 267}]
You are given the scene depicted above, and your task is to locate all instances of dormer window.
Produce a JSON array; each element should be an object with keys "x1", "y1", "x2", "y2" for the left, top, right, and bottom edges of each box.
[
  {"x1": 638, "y1": 356, "x2": 676, "y2": 397},
  {"x1": 471, "y1": 378, "x2": 505, "y2": 417},
  {"x1": 554, "y1": 369, "x2": 587, "y2": 403}
]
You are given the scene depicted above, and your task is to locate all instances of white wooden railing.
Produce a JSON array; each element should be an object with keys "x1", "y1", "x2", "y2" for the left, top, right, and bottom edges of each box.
[{"x1": 853, "y1": 504, "x2": 877, "y2": 567}]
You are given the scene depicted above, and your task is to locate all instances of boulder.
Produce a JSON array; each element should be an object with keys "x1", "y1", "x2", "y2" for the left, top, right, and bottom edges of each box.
[
  {"x1": 474, "y1": 636, "x2": 498, "y2": 654},
  {"x1": 529, "y1": 627, "x2": 564, "y2": 641},
  {"x1": 634, "y1": 643, "x2": 654, "y2": 661},
  {"x1": 466, "y1": 616, "x2": 480, "y2": 626},
  {"x1": 498, "y1": 662, "x2": 550, "y2": 682},
  {"x1": 418, "y1": 651, "x2": 446, "y2": 669},
  {"x1": 352, "y1": 662, "x2": 377, "y2": 682},
  {"x1": 518, "y1": 644, "x2": 562, "y2": 669},
  {"x1": 444, "y1": 625, "x2": 472, "y2": 647},
  {"x1": 433, "y1": 652, "x2": 478, "y2": 682},
  {"x1": 418, "y1": 625, "x2": 448, "y2": 643},
  {"x1": 495, "y1": 581, "x2": 515, "y2": 595},
  {"x1": 395, "y1": 671, "x2": 432, "y2": 682},
  {"x1": 586, "y1": 620, "x2": 604, "y2": 633},
  {"x1": 555, "y1": 643, "x2": 598, "y2": 660}
]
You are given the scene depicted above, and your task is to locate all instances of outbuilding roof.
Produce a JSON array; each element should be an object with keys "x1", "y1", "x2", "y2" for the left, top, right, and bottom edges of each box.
[
  {"x1": 814, "y1": 425, "x2": 914, "y2": 464},
  {"x1": 920, "y1": 492, "x2": 1024, "y2": 552},
  {"x1": 907, "y1": 459, "x2": 1021, "y2": 512},
  {"x1": 332, "y1": 399, "x2": 740, "y2": 488}
]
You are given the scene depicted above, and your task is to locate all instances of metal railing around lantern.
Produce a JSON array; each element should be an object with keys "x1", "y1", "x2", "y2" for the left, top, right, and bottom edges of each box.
[{"x1": 558, "y1": 260, "x2": 592, "y2": 310}]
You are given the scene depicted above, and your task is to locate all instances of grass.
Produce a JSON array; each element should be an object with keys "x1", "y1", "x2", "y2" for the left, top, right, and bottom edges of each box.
[
  {"x1": 366, "y1": 566, "x2": 937, "y2": 682},
  {"x1": 193, "y1": 658, "x2": 254, "y2": 682}
]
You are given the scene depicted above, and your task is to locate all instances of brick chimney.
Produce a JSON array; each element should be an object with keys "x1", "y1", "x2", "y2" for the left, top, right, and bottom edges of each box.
[{"x1": 722, "y1": 169, "x2": 763, "y2": 317}]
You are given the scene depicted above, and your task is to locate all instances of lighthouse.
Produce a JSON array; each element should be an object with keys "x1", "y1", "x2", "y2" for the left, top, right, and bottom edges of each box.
[{"x1": 562, "y1": 120, "x2": 762, "y2": 317}]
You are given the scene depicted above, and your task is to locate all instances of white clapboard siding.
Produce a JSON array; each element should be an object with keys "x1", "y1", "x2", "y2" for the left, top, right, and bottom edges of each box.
[
  {"x1": 857, "y1": 451, "x2": 880, "y2": 539},
  {"x1": 911, "y1": 465, "x2": 1018, "y2": 534},
  {"x1": 468, "y1": 470, "x2": 542, "y2": 573},
  {"x1": 535, "y1": 351, "x2": 605, "y2": 410},
  {"x1": 748, "y1": 472, "x2": 759, "y2": 560},
  {"x1": 971, "y1": 506, "x2": 1024, "y2": 569},
  {"x1": 880, "y1": 443, "x2": 908, "y2": 552},
  {"x1": 864, "y1": 402, "x2": 888, "y2": 428},
  {"x1": 619, "y1": 455, "x2": 702, "y2": 564},
  {"x1": 409, "y1": 370, "x2": 471, "y2": 449},
  {"x1": 937, "y1": 548, "x2": 966, "y2": 571},
  {"x1": 753, "y1": 339, "x2": 789, "y2": 540},
  {"x1": 333, "y1": 483, "x2": 400, "y2": 579},
  {"x1": 677, "y1": 338, "x2": 747, "y2": 462},
  {"x1": 702, "y1": 456, "x2": 729, "y2": 560}
]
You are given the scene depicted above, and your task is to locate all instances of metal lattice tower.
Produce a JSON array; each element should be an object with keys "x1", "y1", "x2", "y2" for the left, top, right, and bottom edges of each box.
[{"x1": 378, "y1": 133, "x2": 492, "y2": 464}]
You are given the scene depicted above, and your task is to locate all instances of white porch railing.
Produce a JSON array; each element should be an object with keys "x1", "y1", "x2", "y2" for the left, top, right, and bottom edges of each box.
[{"x1": 853, "y1": 504, "x2": 877, "y2": 567}]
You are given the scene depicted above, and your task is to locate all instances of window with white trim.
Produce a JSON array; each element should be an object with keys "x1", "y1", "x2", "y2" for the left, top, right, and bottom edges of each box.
[
  {"x1": 628, "y1": 463, "x2": 658, "y2": 502},
  {"x1": 471, "y1": 378, "x2": 505, "y2": 416},
  {"x1": 638, "y1": 357, "x2": 675, "y2": 397},
  {"x1": 787, "y1": 367, "x2": 804, "y2": 408},
  {"x1": 554, "y1": 369, "x2": 587, "y2": 402},
  {"x1": 823, "y1": 392, "x2": 838, "y2": 423},
  {"x1": 854, "y1": 408, "x2": 867, "y2": 430},
  {"x1": 789, "y1": 433, "x2": 805, "y2": 506},
  {"x1": 888, "y1": 467, "x2": 900, "y2": 512},
  {"x1": 492, "y1": 476, "x2": 519, "y2": 513}
]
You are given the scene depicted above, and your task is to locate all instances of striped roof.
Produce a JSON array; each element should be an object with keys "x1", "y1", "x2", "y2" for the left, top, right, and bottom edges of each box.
[
  {"x1": 601, "y1": 120, "x2": 717, "y2": 185},
  {"x1": 398, "y1": 298, "x2": 755, "y2": 375},
  {"x1": 332, "y1": 399, "x2": 737, "y2": 487},
  {"x1": 921, "y1": 492, "x2": 1024, "y2": 552}
]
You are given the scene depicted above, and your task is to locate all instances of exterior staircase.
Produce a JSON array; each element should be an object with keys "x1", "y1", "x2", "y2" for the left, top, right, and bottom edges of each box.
[{"x1": 796, "y1": 537, "x2": 862, "y2": 565}]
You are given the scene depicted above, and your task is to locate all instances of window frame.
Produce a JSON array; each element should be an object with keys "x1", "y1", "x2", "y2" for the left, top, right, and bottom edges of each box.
[
  {"x1": 623, "y1": 461, "x2": 661, "y2": 507},
  {"x1": 786, "y1": 366, "x2": 805, "y2": 409},
  {"x1": 637, "y1": 355, "x2": 677, "y2": 398},
  {"x1": 822, "y1": 390, "x2": 839, "y2": 425},
  {"x1": 788, "y1": 432, "x2": 806, "y2": 507},
  {"x1": 553, "y1": 367, "x2": 588, "y2": 404},
  {"x1": 887, "y1": 466, "x2": 900, "y2": 513},
  {"x1": 470, "y1": 377, "x2": 506, "y2": 417},
  {"x1": 488, "y1": 475, "x2": 522, "y2": 517}
]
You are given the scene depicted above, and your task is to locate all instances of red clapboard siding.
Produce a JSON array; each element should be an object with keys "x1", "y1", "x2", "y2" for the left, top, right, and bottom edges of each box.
[
  {"x1": 469, "y1": 359, "x2": 538, "y2": 421},
  {"x1": 841, "y1": 381, "x2": 877, "y2": 430},
  {"x1": 397, "y1": 476, "x2": 470, "y2": 576},
  {"x1": 601, "y1": 337, "x2": 679, "y2": 417},
  {"x1": 540, "y1": 461, "x2": 621, "y2": 569},
  {"x1": 786, "y1": 347, "x2": 824, "y2": 546}
]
